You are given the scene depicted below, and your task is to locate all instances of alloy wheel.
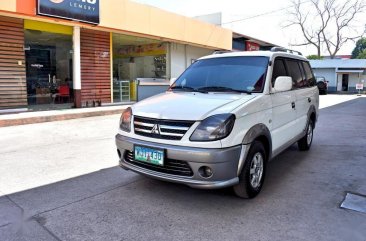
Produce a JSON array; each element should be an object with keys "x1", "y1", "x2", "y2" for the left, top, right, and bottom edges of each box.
[{"x1": 249, "y1": 152, "x2": 264, "y2": 189}]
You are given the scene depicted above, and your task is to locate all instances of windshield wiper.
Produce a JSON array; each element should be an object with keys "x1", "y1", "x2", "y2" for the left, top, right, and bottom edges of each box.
[
  {"x1": 197, "y1": 86, "x2": 251, "y2": 94},
  {"x1": 169, "y1": 86, "x2": 208, "y2": 93}
]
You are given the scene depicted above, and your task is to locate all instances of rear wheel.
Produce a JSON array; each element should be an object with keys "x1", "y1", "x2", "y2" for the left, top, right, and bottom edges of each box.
[
  {"x1": 298, "y1": 119, "x2": 313, "y2": 151},
  {"x1": 233, "y1": 141, "x2": 267, "y2": 199}
]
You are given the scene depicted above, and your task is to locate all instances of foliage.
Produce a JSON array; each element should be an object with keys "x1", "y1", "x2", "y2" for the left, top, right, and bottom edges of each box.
[
  {"x1": 307, "y1": 55, "x2": 324, "y2": 60},
  {"x1": 356, "y1": 50, "x2": 366, "y2": 59},
  {"x1": 351, "y1": 38, "x2": 366, "y2": 59}
]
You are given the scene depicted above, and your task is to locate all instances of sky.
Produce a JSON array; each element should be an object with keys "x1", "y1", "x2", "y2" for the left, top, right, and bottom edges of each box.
[{"x1": 132, "y1": 0, "x2": 366, "y2": 56}]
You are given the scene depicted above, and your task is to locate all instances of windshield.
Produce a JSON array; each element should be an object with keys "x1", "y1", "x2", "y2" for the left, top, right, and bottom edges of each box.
[{"x1": 171, "y1": 56, "x2": 269, "y2": 93}]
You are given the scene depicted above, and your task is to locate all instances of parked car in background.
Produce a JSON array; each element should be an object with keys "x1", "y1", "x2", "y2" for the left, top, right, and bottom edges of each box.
[
  {"x1": 115, "y1": 48, "x2": 319, "y2": 199},
  {"x1": 316, "y1": 76, "x2": 328, "y2": 95}
]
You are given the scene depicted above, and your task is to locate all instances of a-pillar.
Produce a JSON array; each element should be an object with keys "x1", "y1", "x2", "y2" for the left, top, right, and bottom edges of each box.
[{"x1": 73, "y1": 26, "x2": 82, "y2": 108}]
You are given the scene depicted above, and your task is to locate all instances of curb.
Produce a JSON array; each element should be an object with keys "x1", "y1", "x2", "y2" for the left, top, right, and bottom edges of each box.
[{"x1": 0, "y1": 108, "x2": 125, "y2": 127}]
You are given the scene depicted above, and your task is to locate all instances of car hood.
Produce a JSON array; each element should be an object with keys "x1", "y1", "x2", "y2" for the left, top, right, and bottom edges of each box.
[{"x1": 132, "y1": 91, "x2": 257, "y2": 121}]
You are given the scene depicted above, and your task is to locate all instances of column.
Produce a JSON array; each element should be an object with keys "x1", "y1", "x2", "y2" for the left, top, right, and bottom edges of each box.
[{"x1": 73, "y1": 26, "x2": 82, "y2": 108}]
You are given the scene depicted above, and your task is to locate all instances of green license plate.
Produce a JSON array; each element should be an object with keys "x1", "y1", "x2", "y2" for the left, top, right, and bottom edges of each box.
[{"x1": 134, "y1": 145, "x2": 164, "y2": 166}]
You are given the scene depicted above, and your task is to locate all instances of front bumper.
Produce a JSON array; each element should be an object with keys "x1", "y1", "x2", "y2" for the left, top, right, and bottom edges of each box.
[{"x1": 115, "y1": 134, "x2": 244, "y2": 189}]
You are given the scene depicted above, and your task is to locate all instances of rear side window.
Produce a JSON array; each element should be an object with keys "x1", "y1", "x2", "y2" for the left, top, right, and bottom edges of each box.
[
  {"x1": 302, "y1": 61, "x2": 316, "y2": 86},
  {"x1": 272, "y1": 58, "x2": 287, "y2": 87},
  {"x1": 285, "y1": 59, "x2": 303, "y2": 88},
  {"x1": 298, "y1": 62, "x2": 308, "y2": 87}
]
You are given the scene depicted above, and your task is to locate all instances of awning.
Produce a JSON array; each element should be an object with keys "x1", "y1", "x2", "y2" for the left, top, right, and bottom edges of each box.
[{"x1": 336, "y1": 69, "x2": 364, "y2": 73}]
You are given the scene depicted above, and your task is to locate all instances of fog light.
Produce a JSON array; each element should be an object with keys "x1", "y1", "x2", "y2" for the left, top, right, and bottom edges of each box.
[{"x1": 198, "y1": 166, "x2": 213, "y2": 178}]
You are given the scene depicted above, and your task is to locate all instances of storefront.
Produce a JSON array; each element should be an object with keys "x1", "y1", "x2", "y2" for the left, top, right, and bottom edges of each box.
[
  {"x1": 232, "y1": 32, "x2": 276, "y2": 51},
  {"x1": 0, "y1": 0, "x2": 232, "y2": 112},
  {"x1": 24, "y1": 20, "x2": 73, "y2": 109},
  {"x1": 112, "y1": 33, "x2": 168, "y2": 102}
]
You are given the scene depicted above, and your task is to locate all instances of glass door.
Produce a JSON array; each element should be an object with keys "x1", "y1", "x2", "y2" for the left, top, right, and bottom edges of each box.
[
  {"x1": 24, "y1": 28, "x2": 73, "y2": 110},
  {"x1": 26, "y1": 46, "x2": 55, "y2": 105}
]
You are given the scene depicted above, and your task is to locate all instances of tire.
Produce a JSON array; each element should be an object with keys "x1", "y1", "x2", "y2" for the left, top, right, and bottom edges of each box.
[
  {"x1": 233, "y1": 141, "x2": 267, "y2": 199},
  {"x1": 298, "y1": 119, "x2": 314, "y2": 151}
]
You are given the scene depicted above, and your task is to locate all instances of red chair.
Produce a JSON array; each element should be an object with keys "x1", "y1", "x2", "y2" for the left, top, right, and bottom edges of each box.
[{"x1": 55, "y1": 85, "x2": 70, "y2": 103}]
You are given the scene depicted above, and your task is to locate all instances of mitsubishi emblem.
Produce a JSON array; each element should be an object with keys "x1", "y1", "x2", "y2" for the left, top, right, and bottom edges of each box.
[{"x1": 151, "y1": 124, "x2": 161, "y2": 135}]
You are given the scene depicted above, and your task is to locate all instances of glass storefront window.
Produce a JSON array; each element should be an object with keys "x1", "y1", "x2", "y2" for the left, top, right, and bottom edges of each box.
[
  {"x1": 25, "y1": 29, "x2": 73, "y2": 109},
  {"x1": 112, "y1": 33, "x2": 168, "y2": 103}
]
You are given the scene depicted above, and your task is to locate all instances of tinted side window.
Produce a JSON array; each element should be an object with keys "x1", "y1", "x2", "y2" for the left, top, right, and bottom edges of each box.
[
  {"x1": 299, "y1": 62, "x2": 309, "y2": 87},
  {"x1": 285, "y1": 59, "x2": 303, "y2": 88},
  {"x1": 302, "y1": 61, "x2": 316, "y2": 86},
  {"x1": 272, "y1": 58, "x2": 287, "y2": 87}
]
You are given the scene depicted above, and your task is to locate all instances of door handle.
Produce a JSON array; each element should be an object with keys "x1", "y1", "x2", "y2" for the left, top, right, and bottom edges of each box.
[
  {"x1": 291, "y1": 102, "x2": 295, "y2": 109},
  {"x1": 308, "y1": 97, "x2": 311, "y2": 103}
]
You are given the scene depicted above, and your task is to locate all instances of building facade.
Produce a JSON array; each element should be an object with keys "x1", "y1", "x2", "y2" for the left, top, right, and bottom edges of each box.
[
  {"x1": 194, "y1": 12, "x2": 278, "y2": 51},
  {"x1": 310, "y1": 59, "x2": 366, "y2": 92},
  {"x1": 0, "y1": 0, "x2": 232, "y2": 112}
]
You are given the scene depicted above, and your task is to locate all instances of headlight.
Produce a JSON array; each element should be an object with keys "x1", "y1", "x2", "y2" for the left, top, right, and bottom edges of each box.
[
  {"x1": 119, "y1": 107, "x2": 132, "y2": 132},
  {"x1": 190, "y1": 114, "x2": 235, "y2": 141}
]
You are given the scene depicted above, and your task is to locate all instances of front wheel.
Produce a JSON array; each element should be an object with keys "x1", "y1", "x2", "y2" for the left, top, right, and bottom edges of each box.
[
  {"x1": 233, "y1": 141, "x2": 267, "y2": 199},
  {"x1": 298, "y1": 119, "x2": 313, "y2": 151}
]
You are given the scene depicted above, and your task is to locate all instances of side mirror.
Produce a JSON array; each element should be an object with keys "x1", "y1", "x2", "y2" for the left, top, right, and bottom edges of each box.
[
  {"x1": 170, "y1": 78, "x2": 177, "y2": 86},
  {"x1": 273, "y1": 76, "x2": 293, "y2": 92}
]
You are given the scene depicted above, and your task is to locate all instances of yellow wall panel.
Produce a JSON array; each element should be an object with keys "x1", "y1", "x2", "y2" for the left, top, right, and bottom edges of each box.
[
  {"x1": 2, "y1": 0, "x2": 232, "y2": 50},
  {"x1": 24, "y1": 20, "x2": 73, "y2": 35},
  {"x1": 123, "y1": 0, "x2": 151, "y2": 34},
  {"x1": 0, "y1": 0, "x2": 16, "y2": 12},
  {"x1": 149, "y1": 7, "x2": 185, "y2": 41},
  {"x1": 99, "y1": 0, "x2": 232, "y2": 50},
  {"x1": 99, "y1": 0, "x2": 124, "y2": 29}
]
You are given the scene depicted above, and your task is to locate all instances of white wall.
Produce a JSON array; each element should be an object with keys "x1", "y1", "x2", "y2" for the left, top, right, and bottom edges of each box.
[
  {"x1": 169, "y1": 43, "x2": 212, "y2": 79},
  {"x1": 312, "y1": 68, "x2": 336, "y2": 91},
  {"x1": 348, "y1": 73, "x2": 366, "y2": 91},
  {"x1": 194, "y1": 12, "x2": 222, "y2": 26},
  {"x1": 169, "y1": 43, "x2": 186, "y2": 79},
  {"x1": 186, "y1": 45, "x2": 212, "y2": 67},
  {"x1": 115, "y1": 56, "x2": 156, "y2": 80}
]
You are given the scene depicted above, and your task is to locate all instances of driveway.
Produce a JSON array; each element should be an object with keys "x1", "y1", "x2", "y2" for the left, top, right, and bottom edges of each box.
[{"x1": 0, "y1": 95, "x2": 365, "y2": 241}]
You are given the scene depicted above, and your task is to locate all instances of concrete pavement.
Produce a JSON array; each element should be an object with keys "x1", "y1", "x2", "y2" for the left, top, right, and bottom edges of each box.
[
  {"x1": 0, "y1": 105, "x2": 129, "y2": 127},
  {"x1": 0, "y1": 95, "x2": 365, "y2": 241}
]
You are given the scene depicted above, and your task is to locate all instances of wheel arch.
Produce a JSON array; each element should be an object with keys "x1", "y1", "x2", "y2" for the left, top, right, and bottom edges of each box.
[
  {"x1": 242, "y1": 123, "x2": 272, "y2": 161},
  {"x1": 307, "y1": 105, "x2": 317, "y2": 129}
]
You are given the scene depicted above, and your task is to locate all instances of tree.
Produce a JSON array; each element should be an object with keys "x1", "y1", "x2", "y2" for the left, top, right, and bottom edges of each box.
[
  {"x1": 358, "y1": 50, "x2": 366, "y2": 58},
  {"x1": 307, "y1": 55, "x2": 324, "y2": 60},
  {"x1": 286, "y1": 0, "x2": 366, "y2": 58},
  {"x1": 351, "y1": 37, "x2": 366, "y2": 58}
]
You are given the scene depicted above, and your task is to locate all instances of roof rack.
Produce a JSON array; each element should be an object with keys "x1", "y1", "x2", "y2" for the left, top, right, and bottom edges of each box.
[
  {"x1": 212, "y1": 50, "x2": 233, "y2": 55},
  {"x1": 270, "y1": 47, "x2": 302, "y2": 56}
]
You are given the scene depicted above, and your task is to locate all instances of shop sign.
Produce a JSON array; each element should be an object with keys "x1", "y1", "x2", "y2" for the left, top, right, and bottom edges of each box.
[
  {"x1": 38, "y1": 0, "x2": 100, "y2": 24},
  {"x1": 356, "y1": 83, "x2": 364, "y2": 90},
  {"x1": 246, "y1": 41, "x2": 260, "y2": 51},
  {"x1": 115, "y1": 43, "x2": 166, "y2": 58}
]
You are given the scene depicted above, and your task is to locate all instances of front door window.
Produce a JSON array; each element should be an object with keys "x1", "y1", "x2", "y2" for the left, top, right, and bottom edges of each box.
[{"x1": 25, "y1": 29, "x2": 73, "y2": 109}]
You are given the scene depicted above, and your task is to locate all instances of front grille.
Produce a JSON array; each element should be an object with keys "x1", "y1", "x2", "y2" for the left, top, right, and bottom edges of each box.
[
  {"x1": 133, "y1": 116, "x2": 195, "y2": 140},
  {"x1": 124, "y1": 150, "x2": 193, "y2": 177}
]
